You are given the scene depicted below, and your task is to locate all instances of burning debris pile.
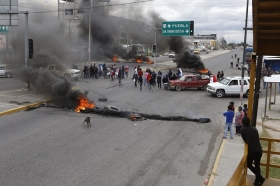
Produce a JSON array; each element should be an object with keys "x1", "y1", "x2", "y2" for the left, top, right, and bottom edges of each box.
[{"x1": 78, "y1": 105, "x2": 211, "y2": 123}]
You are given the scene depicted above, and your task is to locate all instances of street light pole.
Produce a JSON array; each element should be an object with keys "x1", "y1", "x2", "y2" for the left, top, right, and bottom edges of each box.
[
  {"x1": 154, "y1": 28, "x2": 156, "y2": 67},
  {"x1": 88, "y1": 0, "x2": 92, "y2": 63},
  {"x1": 240, "y1": 0, "x2": 249, "y2": 106}
]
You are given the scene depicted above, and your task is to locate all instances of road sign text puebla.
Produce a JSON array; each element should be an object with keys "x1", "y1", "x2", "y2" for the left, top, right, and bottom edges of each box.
[
  {"x1": 162, "y1": 21, "x2": 193, "y2": 36},
  {"x1": 0, "y1": 26, "x2": 8, "y2": 33}
]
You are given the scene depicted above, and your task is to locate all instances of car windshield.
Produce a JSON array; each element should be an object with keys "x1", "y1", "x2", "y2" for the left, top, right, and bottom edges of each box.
[
  {"x1": 179, "y1": 76, "x2": 186, "y2": 81},
  {"x1": 220, "y1": 78, "x2": 231, "y2": 85}
]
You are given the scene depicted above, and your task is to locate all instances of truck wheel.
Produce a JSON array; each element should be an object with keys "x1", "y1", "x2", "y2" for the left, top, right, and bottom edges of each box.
[
  {"x1": 216, "y1": 89, "x2": 225, "y2": 98},
  {"x1": 245, "y1": 90, "x2": 249, "y2": 98},
  {"x1": 175, "y1": 85, "x2": 182, "y2": 91},
  {"x1": 5, "y1": 72, "x2": 12, "y2": 78},
  {"x1": 203, "y1": 85, "x2": 208, "y2": 91}
]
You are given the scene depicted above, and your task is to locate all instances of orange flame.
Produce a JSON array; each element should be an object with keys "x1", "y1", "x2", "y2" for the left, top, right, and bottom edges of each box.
[
  {"x1": 145, "y1": 58, "x2": 154, "y2": 64},
  {"x1": 197, "y1": 69, "x2": 209, "y2": 74},
  {"x1": 136, "y1": 58, "x2": 142, "y2": 63},
  {"x1": 75, "y1": 95, "x2": 95, "y2": 112},
  {"x1": 112, "y1": 55, "x2": 118, "y2": 62}
]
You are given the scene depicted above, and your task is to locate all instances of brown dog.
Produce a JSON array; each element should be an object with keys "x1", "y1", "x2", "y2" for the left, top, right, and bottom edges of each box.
[{"x1": 83, "y1": 117, "x2": 91, "y2": 127}]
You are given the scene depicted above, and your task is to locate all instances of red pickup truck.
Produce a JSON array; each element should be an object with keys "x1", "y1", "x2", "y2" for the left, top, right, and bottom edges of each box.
[{"x1": 168, "y1": 74, "x2": 210, "y2": 91}]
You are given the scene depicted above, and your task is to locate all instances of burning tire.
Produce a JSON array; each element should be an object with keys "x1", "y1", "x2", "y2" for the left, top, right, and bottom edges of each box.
[
  {"x1": 105, "y1": 105, "x2": 121, "y2": 114},
  {"x1": 175, "y1": 85, "x2": 182, "y2": 91},
  {"x1": 216, "y1": 89, "x2": 225, "y2": 98},
  {"x1": 93, "y1": 106, "x2": 104, "y2": 113},
  {"x1": 98, "y1": 97, "x2": 107, "y2": 102}
]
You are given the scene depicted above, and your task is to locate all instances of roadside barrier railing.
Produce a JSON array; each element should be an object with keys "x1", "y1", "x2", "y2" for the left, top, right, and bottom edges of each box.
[{"x1": 227, "y1": 137, "x2": 280, "y2": 185}]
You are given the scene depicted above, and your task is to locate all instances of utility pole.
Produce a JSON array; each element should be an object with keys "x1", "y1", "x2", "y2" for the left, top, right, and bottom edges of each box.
[
  {"x1": 154, "y1": 28, "x2": 156, "y2": 67},
  {"x1": 240, "y1": 0, "x2": 249, "y2": 106},
  {"x1": 88, "y1": 0, "x2": 92, "y2": 63}
]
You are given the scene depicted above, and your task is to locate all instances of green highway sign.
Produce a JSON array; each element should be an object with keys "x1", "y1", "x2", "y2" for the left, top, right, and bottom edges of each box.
[
  {"x1": 162, "y1": 21, "x2": 194, "y2": 36},
  {"x1": 0, "y1": 26, "x2": 8, "y2": 33}
]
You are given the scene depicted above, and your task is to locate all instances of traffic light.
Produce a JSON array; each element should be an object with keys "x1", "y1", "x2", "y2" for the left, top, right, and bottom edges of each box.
[
  {"x1": 29, "y1": 39, "x2": 33, "y2": 59},
  {"x1": 152, "y1": 44, "x2": 156, "y2": 53},
  {"x1": 190, "y1": 21, "x2": 194, "y2": 36}
]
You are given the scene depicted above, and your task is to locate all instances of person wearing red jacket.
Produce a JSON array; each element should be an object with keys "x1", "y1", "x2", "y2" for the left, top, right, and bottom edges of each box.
[{"x1": 146, "y1": 72, "x2": 153, "y2": 91}]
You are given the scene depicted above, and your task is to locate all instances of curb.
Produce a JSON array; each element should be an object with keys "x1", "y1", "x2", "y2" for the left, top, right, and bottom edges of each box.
[
  {"x1": 0, "y1": 99, "x2": 53, "y2": 117},
  {"x1": 207, "y1": 138, "x2": 227, "y2": 186}
]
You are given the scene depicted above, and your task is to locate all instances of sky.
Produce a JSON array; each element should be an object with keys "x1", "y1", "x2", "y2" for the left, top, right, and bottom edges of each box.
[{"x1": 17, "y1": 0, "x2": 253, "y2": 45}]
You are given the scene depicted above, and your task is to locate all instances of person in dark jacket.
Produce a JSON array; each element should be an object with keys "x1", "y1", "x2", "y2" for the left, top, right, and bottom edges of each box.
[
  {"x1": 229, "y1": 101, "x2": 235, "y2": 111},
  {"x1": 157, "y1": 73, "x2": 162, "y2": 89},
  {"x1": 170, "y1": 74, "x2": 177, "y2": 80},
  {"x1": 168, "y1": 69, "x2": 172, "y2": 79},
  {"x1": 121, "y1": 66, "x2": 125, "y2": 79},
  {"x1": 240, "y1": 117, "x2": 265, "y2": 186},
  {"x1": 152, "y1": 71, "x2": 157, "y2": 86},
  {"x1": 162, "y1": 75, "x2": 168, "y2": 90},
  {"x1": 118, "y1": 67, "x2": 122, "y2": 84}
]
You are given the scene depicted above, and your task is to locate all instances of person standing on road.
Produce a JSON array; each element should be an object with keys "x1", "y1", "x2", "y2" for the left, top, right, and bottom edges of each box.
[
  {"x1": 243, "y1": 104, "x2": 248, "y2": 117},
  {"x1": 162, "y1": 75, "x2": 168, "y2": 90},
  {"x1": 121, "y1": 65, "x2": 125, "y2": 79},
  {"x1": 152, "y1": 71, "x2": 157, "y2": 86},
  {"x1": 133, "y1": 67, "x2": 138, "y2": 87},
  {"x1": 217, "y1": 71, "x2": 221, "y2": 80},
  {"x1": 230, "y1": 61, "x2": 233, "y2": 69},
  {"x1": 240, "y1": 117, "x2": 266, "y2": 186},
  {"x1": 168, "y1": 69, "x2": 172, "y2": 79},
  {"x1": 138, "y1": 68, "x2": 143, "y2": 81},
  {"x1": 147, "y1": 72, "x2": 153, "y2": 91},
  {"x1": 125, "y1": 65, "x2": 129, "y2": 78},
  {"x1": 223, "y1": 105, "x2": 234, "y2": 139},
  {"x1": 157, "y1": 72, "x2": 162, "y2": 89},
  {"x1": 138, "y1": 75, "x2": 143, "y2": 91},
  {"x1": 235, "y1": 106, "x2": 244, "y2": 135},
  {"x1": 143, "y1": 70, "x2": 148, "y2": 86},
  {"x1": 220, "y1": 71, "x2": 224, "y2": 79},
  {"x1": 118, "y1": 67, "x2": 122, "y2": 84}
]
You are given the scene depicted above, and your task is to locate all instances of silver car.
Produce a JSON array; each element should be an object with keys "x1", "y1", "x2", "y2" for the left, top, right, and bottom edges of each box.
[
  {"x1": 47, "y1": 64, "x2": 81, "y2": 80},
  {"x1": 0, "y1": 64, "x2": 15, "y2": 78}
]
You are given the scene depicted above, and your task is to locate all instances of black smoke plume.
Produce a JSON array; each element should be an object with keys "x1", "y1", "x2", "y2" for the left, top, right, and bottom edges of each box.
[
  {"x1": 16, "y1": 66, "x2": 89, "y2": 109},
  {"x1": 177, "y1": 51, "x2": 205, "y2": 70}
]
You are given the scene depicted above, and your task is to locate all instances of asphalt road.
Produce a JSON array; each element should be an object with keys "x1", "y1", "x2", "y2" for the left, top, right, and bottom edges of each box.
[{"x1": 0, "y1": 49, "x2": 253, "y2": 186}]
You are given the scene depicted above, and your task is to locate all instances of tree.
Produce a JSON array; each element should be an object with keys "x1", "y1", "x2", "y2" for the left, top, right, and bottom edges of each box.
[{"x1": 219, "y1": 37, "x2": 227, "y2": 48}]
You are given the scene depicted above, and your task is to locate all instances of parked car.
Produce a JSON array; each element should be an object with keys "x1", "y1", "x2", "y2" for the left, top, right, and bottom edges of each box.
[
  {"x1": 0, "y1": 64, "x2": 15, "y2": 78},
  {"x1": 168, "y1": 74, "x2": 210, "y2": 91},
  {"x1": 169, "y1": 52, "x2": 175, "y2": 58},
  {"x1": 47, "y1": 64, "x2": 81, "y2": 80},
  {"x1": 163, "y1": 52, "x2": 169, "y2": 56},
  {"x1": 206, "y1": 76, "x2": 250, "y2": 98}
]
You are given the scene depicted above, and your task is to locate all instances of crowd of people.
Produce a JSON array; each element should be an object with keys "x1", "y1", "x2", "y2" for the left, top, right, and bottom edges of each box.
[
  {"x1": 77, "y1": 63, "x2": 186, "y2": 91},
  {"x1": 223, "y1": 102, "x2": 265, "y2": 185}
]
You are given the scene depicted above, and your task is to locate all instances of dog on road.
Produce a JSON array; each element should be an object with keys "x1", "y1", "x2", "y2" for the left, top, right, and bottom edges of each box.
[{"x1": 83, "y1": 117, "x2": 91, "y2": 127}]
